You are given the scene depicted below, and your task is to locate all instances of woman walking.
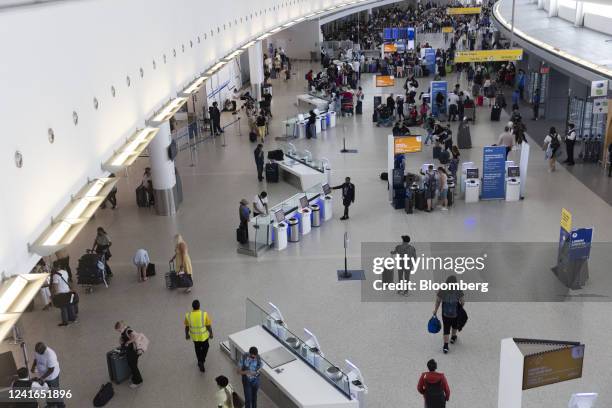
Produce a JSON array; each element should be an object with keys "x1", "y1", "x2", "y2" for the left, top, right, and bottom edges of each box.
[
  {"x1": 433, "y1": 275, "x2": 465, "y2": 353},
  {"x1": 543, "y1": 127, "x2": 561, "y2": 172},
  {"x1": 92, "y1": 227, "x2": 112, "y2": 276},
  {"x1": 172, "y1": 234, "x2": 193, "y2": 293}
]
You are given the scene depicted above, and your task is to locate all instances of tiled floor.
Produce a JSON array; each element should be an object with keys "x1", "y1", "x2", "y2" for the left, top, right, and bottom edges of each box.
[{"x1": 5, "y1": 40, "x2": 612, "y2": 408}]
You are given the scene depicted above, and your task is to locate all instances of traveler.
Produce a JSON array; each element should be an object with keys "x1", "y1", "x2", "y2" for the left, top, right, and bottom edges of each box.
[
  {"x1": 172, "y1": 234, "x2": 193, "y2": 293},
  {"x1": 307, "y1": 110, "x2": 317, "y2": 139},
  {"x1": 456, "y1": 117, "x2": 471, "y2": 149},
  {"x1": 392, "y1": 122, "x2": 403, "y2": 136},
  {"x1": 254, "y1": 144, "x2": 265, "y2": 182},
  {"x1": 238, "y1": 346, "x2": 262, "y2": 408},
  {"x1": 424, "y1": 165, "x2": 438, "y2": 213},
  {"x1": 532, "y1": 88, "x2": 540, "y2": 120},
  {"x1": 355, "y1": 87, "x2": 364, "y2": 114},
  {"x1": 417, "y1": 359, "x2": 451, "y2": 408},
  {"x1": 53, "y1": 249, "x2": 72, "y2": 282},
  {"x1": 184, "y1": 299, "x2": 213, "y2": 372},
  {"x1": 386, "y1": 93, "x2": 395, "y2": 115},
  {"x1": 239, "y1": 199, "x2": 251, "y2": 240},
  {"x1": 396, "y1": 95, "x2": 404, "y2": 119},
  {"x1": 517, "y1": 69, "x2": 526, "y2": 99},
  {"x1": 511, "y1": 88, "x2": 520, "y2": 107},
  {"x1": 433, "y1": 275, "x2": 465, "y2": 353},
  {"x1": 92, "y1": 227, "x2": 112, "y2": 276},
  {"x1": 449, "y1": 146, "x2": 460, "y2": 181},
  {"x1": 32, "y1": 259, "x2": 52, "y2": 310},
  {"x1": 142, "y1": 167, "x2": 155, "y2": 206},
  {"x1": 51, "y1": 268, "x2": 77, "y2": 326},
  {"x1": 543, "y1": 127, "x2": 561, "y2": 172},
  {"x1": 332, "y1": 177, "x2": 355, "y2": 220},
  {"x1": 12, "y1": 366, "x2": 48, "y2": 407},
  {"x1": 31, "y1": 342, "x2": 65, "y2": 408},
  {"x1": 497, "y1": 126, "x2": 514, "y2": 160},
  {"x1": 447, "y1": 91, "x2": 459, "y2": 121},
  {"x1": 101, "y1": 173, "x2": 118, "y2": 209},
  {"x1": 437, "y1": 167, "x2": 449, "y2": 211},
  {"x1": 391, "y1": 235, "x2": 417, "y2": 296},
  {"x1": 132, "y1": 248, "x2": 150, "y2": 282},
  {"x1": 253, "y1": 191, "x2": 268, "y2": 216},
  {"x1": 215, "y1": 375, "x2": 236, "y2": 408},
  {"x1": 209, "y1": 102, "x2": 223, "y2": 135},
  {"x1": 115, "y1": 321, "x2": 143, "y2": 388},
  {"x1": 256, "y1": 111, "x2": 266, "y2": 143},
  {"x1": 564, "y1": 123, "x2": 576, "y2": 166}
]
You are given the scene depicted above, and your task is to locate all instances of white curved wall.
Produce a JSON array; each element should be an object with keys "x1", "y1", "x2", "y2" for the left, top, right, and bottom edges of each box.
[{"x1": 0, "y1": 0, "x2": 361, "y2": 277}]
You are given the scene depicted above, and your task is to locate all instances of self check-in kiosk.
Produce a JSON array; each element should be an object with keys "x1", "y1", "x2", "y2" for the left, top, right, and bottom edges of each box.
[
  {"x1": 465, "y1": 167, "x2": 480, "y2": 203},
  {"x1": 505, "y1": 166, "x2": 521, "y2": 202},
  {"x1": 298, "y1": 195, "x2": 312, "y2": 235},
  {"x1": 273, "y1": 209, "x2": 288, "y2": 250},
  {"x1": 322, "y1": 183, "x2": 333, "y2": 221}
]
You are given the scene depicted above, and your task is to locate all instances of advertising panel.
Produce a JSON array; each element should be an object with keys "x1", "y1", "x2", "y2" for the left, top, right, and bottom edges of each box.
[
  {"x1": 481, "y1": 146, "x2": 506, "y2": 200},
  {"x1": 394, "y1": 136, "x2": 422, "y2": 154},
  {"x1": 454, "y1": 49, "x2": 524, "y2": 63},
  {"x1": 522, "y1": 343, "x2": 585, "y2": 390},
  {"x1": 442, "y1": 26, "x2": 454, "y2": 33},
  {"x1": 569, "y1": 228, "x2": 593, "y2": 260},
  {"x1": 590, "y1": 80, "x2": 608, "y2": 97},
  {"x1": 446, "y1": 7, "x2": 482, "y2": 14},
  {"x1": 383, "y1": 43, "x2": 397, "y2": 53},
  {"x1": 376, "y1": 75, "x2": 395, "y2": 87},
  {"x1": 430, "y1": 81, "x2": 447, "y2": 117}
]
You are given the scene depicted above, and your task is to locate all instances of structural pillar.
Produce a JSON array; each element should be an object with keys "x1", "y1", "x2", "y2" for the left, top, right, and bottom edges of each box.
[
  {"x1": 149, "y1": 120, "x2": 180, "y2": 215},
  {"x1": 548, "y1": 0, "x2": 559, "y2": 17},
  {"x1": 248, "y1": 41, "x2": 264, "y2": 102},
  {"x1": 537, "y1": 0, "x2": 544, "y2": 10},
  {"x1": 574, "y1": 1, "x2": 585, "y2": 27}
]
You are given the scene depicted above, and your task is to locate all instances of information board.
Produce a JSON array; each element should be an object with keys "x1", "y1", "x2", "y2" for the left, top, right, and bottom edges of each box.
[
  {"x1": 383, "y1": 43, "x2": 397, "y2": 53},
  {"x1": 454, "y1": 49, "x2": 523, "y2": 63},
  {"x1": 522, "y1": 344, "x2": 584, "y2": 390},
  {"x1": 394, "y1": 136, "x2": 422, "y2": 154},
  {"x1": 430, "y1": 81, "x2": 447, "y2": 117},
  {"x1": 481, "y1": 146, "x2": 507, "y2": 200},
  {"x1": 569, "y1": 228, "x2": 593, "y2": 260},
  {"x1": 376, "y1": 75, "x2": 395, "y2": 87},
  {"x1": 446, "y1": 7, "x2": 482, "y2": 14}
]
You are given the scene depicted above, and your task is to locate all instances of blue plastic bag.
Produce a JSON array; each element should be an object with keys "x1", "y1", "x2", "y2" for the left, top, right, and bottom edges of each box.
[{"x1": 428, "y1": 315, "x2": 441, "y2": 334}]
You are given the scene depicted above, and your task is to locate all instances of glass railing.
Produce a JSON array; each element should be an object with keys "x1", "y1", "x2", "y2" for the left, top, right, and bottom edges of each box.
[{"x1": 245, "y1": 298, "x2": 352, "y2": 399}]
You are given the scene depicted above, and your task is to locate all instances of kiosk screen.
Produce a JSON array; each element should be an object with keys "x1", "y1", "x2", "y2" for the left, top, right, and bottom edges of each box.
[
  {"x1": 507, "y1": 166, "x2": 520, "y2": 178},
  {"x1": 466, "y1": 168, "x2": 479, "y2": 179},
  {"x1": 299, "y1": 196, "x2": 309, "y2": 209},
  {"x1": 274, "y1": 209, "x2": 286, "y2": 224},
  {"x1": 322, "y1": 184, "x2": 331, "y2": 195}
]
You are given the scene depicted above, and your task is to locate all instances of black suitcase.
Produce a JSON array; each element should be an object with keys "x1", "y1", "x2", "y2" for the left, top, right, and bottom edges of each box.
[
  {"x1": 136, "y1": 185, "x2": 149, "y2": 208},
  {"x1": 382, "y1": 267, "x2": 394, "y2": 284},
  {"x1": 415, "y1": 190, "x2": 426, "y2": 211},
  {"x1": 380, "y1": 172, "x2": 388, "y2": 181},
  {"x1": 107, "y1": 350, "x2": 131, "y2": 384},
  {"x1": 447, "y1": 189, "x2": 454, "y2": 207},
  {"x1": 165, "y1": 272, "x2": 177, "y2": 289},
  {"x1": 372, "y1": 111, "x2": 378, "y2": 123},
  {"x1": 491, "y1": 105, "x2": 501, "y2": 121},
  {"x1": 249, "y1": 131, "x2": 257, "y2": 142},
  {"x1": 77, "y1": 253, "x2": 105, "y2": 285},
  {"x1": 265, "y1": 162, "x2": 279, "y2": 182},
  {"x1": 433, "y1": 145, "x2": 442, "y2": 160},
  {"x1": 93, "y1": 382, "x2": 114, "y2": 407},
  {"x1": 356, "y1": 101, "x2": 363, "y2": 115},
  {"x1": 267, "y1": 150, "x2": 284, "y2": 161},
  {"x1": 146, "y1": 263, "x2": 156, "y2": 277},
  {"x1": 236, "y1": 226, "x2": 248, "y2": 244},
  {"x1": 392, "y1": 188, "x2": 406, "y2": 209},
  {"x1": 439, "y1": 150, "x2": 450, "y2": 164}
]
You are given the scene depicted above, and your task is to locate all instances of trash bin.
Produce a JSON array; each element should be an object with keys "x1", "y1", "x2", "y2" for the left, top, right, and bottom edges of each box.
[
  {"x1": 311, "y1": 204, "x2": 321, "y2": 227},
  {"x1": 288, "y1": 218, "x2": 300, "y2": 242}
]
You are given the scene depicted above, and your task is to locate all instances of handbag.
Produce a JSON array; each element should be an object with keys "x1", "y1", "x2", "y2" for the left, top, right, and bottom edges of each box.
[
  {"x1": 232, "y1": 391, "x2": 245, "y2": 408},
  {"x1": 457, "y1": 304, "x2": 468, "y2": 331},
  {"x1": 428, "y1": 315, "x2": 441, "y2": 334},
  {"x1": 52, "y1": 274, "x2": 79, "y2": 307},
  {"x1": 177, "y1": 273, "x2": 193, "y2": 288}
]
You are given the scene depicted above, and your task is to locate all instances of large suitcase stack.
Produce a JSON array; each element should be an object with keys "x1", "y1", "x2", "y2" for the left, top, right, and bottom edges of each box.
[
  {"x1": 77, "y1": 252, "x2": 106, "y2": 286},
  {"x1": 107, "y1": 349, "x2": 131, "y2": 384}
]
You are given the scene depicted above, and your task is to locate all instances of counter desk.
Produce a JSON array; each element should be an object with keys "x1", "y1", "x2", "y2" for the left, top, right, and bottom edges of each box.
[
  {"x1": 228, "y1": 325, "x2": 358, "y2": 408},
  {"x1": 278, "y1": 159, "x2": 327, "y2": 191},
  {"x1": 297, "y1": 94, "x2": 330, "y2": 112}
]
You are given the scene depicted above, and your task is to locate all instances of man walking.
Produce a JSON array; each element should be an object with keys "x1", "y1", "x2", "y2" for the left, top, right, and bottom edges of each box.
[
  {"x1": 209, "y1": 102, "x2": 223, "y2": 135},
  {"x1": 417, "y1": 359, "x2": 451, "y2": 408},
  {"x1": 332, "y1": 177, "x2": 355, "y2": 221},
  {"x1": 497, "y1": 125, "x2": 514, "y2": 160},
  {"x1": 31, "y1": 342, "x2": 65, "y2": 407},
  {"x1": 254, "y1": 144, "x2": 265, "y2": 182},
  {"x1": 238, "y1": 346, "x2": 263, "y2": 408},
  {"x1": 184, "y1": 299, "x2": 213, "y2": 372},
  {"x1": 564, "y1": 123, "x2": 576, "y2": 166},
  {"x1": 532, "y1": 88, "x2": 540, "y2": 121},
  {"x1": 391, "y1": 235, "x2": 417, "y2": 296}
]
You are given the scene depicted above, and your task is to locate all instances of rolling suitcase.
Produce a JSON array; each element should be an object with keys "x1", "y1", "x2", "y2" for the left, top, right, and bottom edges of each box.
[
  {"x1": 136, "y1": 185, "x2": 149, "y2": 208},
  {"x1": 107, "y1": 350, "x2": 131, "y2": 384},
  {"x1": 165, "y1": 261, "x2": 177, "y2": 289},
  {"x1": 356, "y1": 101, "x2": 363, "y2": 115},
  {"x1": 433, "y1": 145, "x2": 442, "y2": 160},
  {"x1": 491, "y1": 105, "x2": 501, "y2": 121},
  {"x1": 447, "y1": 189, "x2": 454, "y2": 207},
  {"x1": 236, "y1": 225, "x2": 248, "y2": 244},
  {"x1": 382, "y1": 267, "x2": 394, "y2": 284},
  {"x1": 477, "y1": 95, "x2": 484, "y2": 106},
  {"x1": 249, "y1": 131, "x2": 257, "y2": 142},
  {"x1": 265, "y1": 162, "x2": 279, "y2": 182},
  {"x1": 415, "y1": 190, "x2": 426, "y2": 211}
]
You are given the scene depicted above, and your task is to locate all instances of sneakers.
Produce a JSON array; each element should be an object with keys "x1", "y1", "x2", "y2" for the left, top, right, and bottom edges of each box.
[
  {"x1": 450, "y1": 335, "x2": 458, "y2": 344},
  {"x1": 129, "y1": 382, "x2": 142, "y2": 389},
  {"x1": 443, "y1": 344, "x2": 449, "y2": 354},
  {"x1": 58, "y1": 322, "x2": 68, "y2": 327}
]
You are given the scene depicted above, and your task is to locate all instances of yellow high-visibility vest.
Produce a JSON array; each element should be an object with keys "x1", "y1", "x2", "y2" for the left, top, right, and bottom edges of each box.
[{"x1": 186, "y1": 310, "x2": 209, "y2": 342}]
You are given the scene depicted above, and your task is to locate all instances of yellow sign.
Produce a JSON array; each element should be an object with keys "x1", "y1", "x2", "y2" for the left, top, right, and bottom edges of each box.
[
  {"x1": 394, "y1": 136, "x2": 422, "y2": 154},
  {"x1": 446, "y1": 7, "x2": 482, "y2": 15},
  {"x1": 522, "y1": 345, "x2": 584, "y2": 390},
  {"x1": 560, "y1": 208, "x2": 572, "y2": 232},
  {"x1": 454, "y1": 49, "x2": 524, "y2": 63},
  {"x1": 383, "y1": 43, "x2": 397, "y2": 53},
  {"x1": 442, "y1": 26, "x2": 454, "y2": 33},
  {"x1": 376, "y1": 75, "x2": 395, "y2": 87}
]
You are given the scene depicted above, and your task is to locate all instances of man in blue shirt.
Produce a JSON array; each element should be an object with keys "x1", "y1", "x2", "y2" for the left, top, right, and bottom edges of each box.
[{"x1": 238, "y1": 347, "x2": 262, "y2": 408}]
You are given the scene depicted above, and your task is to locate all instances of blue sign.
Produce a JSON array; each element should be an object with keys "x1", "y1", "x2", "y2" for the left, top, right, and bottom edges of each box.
[
  {"x1": 407, "y1": 27, "x2": 415, "y2": 41},
  {"x1": 569, "y1": 228, "x2": 593, "y2": 260},
  {"x1": 423, "y1": 48, "x2": 436, "y2": 74},
  {"x1": 383, "y1": 28, "x2": 393, "y2": 40},
  {"x1": 481, "y1": 146, "x2": 507, "y2": 200},
  {"x1": 430, "y1": 81, "x2": 447, "y2": 117}
]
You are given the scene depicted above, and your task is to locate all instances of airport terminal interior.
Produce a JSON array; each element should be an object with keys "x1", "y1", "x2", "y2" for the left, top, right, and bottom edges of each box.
[{"x1": 1, "y1": 0, "x2": 611, "y2": 407}]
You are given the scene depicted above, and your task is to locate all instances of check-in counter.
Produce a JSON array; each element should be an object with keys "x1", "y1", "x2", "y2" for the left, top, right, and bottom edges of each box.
[
  {"x1": 279, "y1": 159, "x2": 327, "y2": 191},
  {"x1": 223, "y1": 299, "x2": 363, "y2": 408},
  {"x1": 297, "y1": 93, "x2": 331, "y2": 113}
]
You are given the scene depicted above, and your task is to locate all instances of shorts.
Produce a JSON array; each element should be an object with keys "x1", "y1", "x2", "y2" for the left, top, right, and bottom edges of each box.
[
  {"x1": 439, "y1": 188, "x2": 448, "y2": 199},
  {"x1": 442, "y1": 315, "x2": 458, "y2": 335},
  {"x1": 425, "y1": 189, "x2": 436, "y2": 200}
]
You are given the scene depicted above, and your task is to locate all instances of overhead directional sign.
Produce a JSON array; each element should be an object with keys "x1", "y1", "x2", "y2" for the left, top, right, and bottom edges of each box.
[
  {"x1": 454, "y1": 49, "x2": 524, "y2": 63},
  {"x1": 447, "y1": 7, "x2": 481, "y2": 14}
]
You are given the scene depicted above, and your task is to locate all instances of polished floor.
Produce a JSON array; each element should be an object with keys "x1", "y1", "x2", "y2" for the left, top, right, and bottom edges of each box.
[{"x1": 5, "y1": 40, "x2": 612, "y2": 407}]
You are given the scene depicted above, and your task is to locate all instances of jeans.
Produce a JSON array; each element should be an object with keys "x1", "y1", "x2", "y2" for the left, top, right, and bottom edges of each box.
[
  {"x1": 424, "y1": 130, "x2": 434, "y2": 145},
  {"x1": 242, "y1": 376, "x2": 260, "y2": 408},
  {"x1": 256, "y1": 163, "x2": 264, "y2": 181},
  {"x1": 193, "y1": 340, "x2": 210, "y2": 367},
  {"x1": 60, "y1": 304, "x2": 76, "y2": 324},
  {"x1": 46, "y1": 376, "x2": 65, "y2": 408},
  {"x1": 127, "y1": 347, "x2": 143, "y2": 384},
  {"x1": 343, "y1": 204, "x2": 350, "y2": 218}
]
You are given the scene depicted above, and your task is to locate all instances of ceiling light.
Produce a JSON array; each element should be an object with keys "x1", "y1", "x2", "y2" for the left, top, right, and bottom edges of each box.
[
  {"x1": 0, "y1": 274, "x2": 49, "y2": 341},
  {"x1": 269, "y1": 27, "x2": 282, "y2": 34},
  {"x1": 181, "y1": 76, "x2": 208, "y2": 95},
  {"x1": 151, "y1": 97, "x2": 188, "y2": 123},
  {"x1": 304, "y1": 13, "x2": 316, "y2": 18},
  {"x1": 224, "y1": 50, "x2": 244, "y2": 61},
  {"x1": 205, "y1": 61, "x2": 227, "y2": 75},
  {"x1": 241, "y1": 41, "x2": 256, "y2": 49},
  {"x1": 103, "y1": 128, "x2": 159, "y2": 172},
  {"x1": 0, "y1": 314, "x2": 20, "y2": 343},
  {"x1": 256, "y1": 33, "x2": 271, "y2": 40}
]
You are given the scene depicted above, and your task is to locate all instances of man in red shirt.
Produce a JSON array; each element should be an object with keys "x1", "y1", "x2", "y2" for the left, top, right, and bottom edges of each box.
[{"x1": 417, "y1": 359, "x2": 451, "y2": 408}]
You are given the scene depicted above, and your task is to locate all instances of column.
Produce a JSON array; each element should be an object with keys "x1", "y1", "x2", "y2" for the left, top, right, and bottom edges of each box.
[
  {"x1": 248, "y1": 41, "x2": 264, "y2": 102},
  {"x1": 548, "y1": 0, "x2": 559, "y2": 17},
  {"x1": 574, "y1": 1, "x2": 585, "y2": 27},
  {"x1": 537, "y1": 0, "x2": 544, "y2": 10},
  {"x1": 149, "y1": 120, "x2": 180, "y2": 215}
]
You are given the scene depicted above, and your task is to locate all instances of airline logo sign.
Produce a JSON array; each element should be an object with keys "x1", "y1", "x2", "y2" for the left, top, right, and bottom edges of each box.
[
  {"x1": 454, "y1": 49, "x2": 524, "y2": 63},
  {"x1": 446, "y1": 7, "x2": 482, "y2": 14},
  {"x1": 442, "y1": 26, "x2": 454, "y2": 33}
]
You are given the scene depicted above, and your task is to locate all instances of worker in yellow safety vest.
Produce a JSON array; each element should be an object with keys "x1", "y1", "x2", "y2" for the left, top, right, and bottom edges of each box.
[{"x1": 184, "y1": 299, "x2": 213, "y2": 372}]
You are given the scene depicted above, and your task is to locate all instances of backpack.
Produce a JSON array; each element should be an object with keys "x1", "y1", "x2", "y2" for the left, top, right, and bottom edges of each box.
[
  {"x1": 133, "y1": 331, "x2": 150, "y2": 354},
  {"x1": 256, "y1": 116, "x2": 266, "y2": 127},
  {"x1": 442, "y1": 297, "x2": 458, "y2": 318},
  {"x1": 93, "y1": 382, "x2": 114, "y2": 407},
  {"x1": 424, "y1": 377, "x2": 446, "y2": 408},
  {"x1": 550, "y1": 134, "x2": 560, "y2": 150}
]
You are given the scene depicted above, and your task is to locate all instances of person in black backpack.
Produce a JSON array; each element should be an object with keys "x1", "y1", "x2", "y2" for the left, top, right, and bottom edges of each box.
[
  {"x1": 433, "y1": 275, "x2": 465, "y2": 353},
  {"x1": 544, "y1": 127, "x2": 561, "y2": 172},
  {"x1": 417, "y1": 359, "x2": 450, "y2": 408}
]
